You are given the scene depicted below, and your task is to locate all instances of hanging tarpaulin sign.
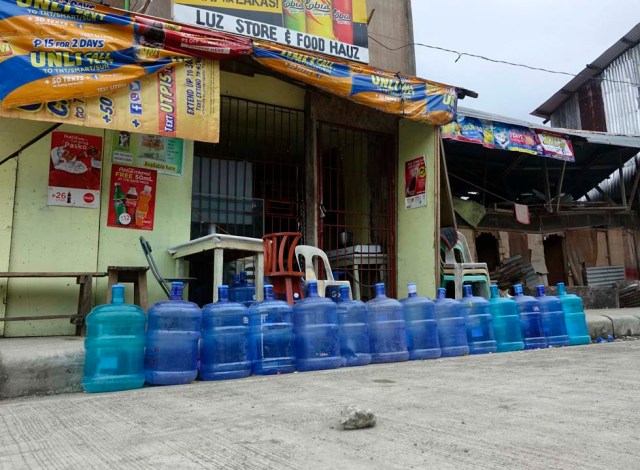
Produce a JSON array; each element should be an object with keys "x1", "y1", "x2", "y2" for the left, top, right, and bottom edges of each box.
[
  {"x1": 405, "y1": 156, "x2": 427, "y2": 210},
  {"x1": 173, "y1": 0, "x2": 370, "y2": 63},
  {"x1": 536, "y1": 131, "x2": 574, "y2": 160},
  {"x1": 0, "y1": 59, "x2": 221, "y2": 143},
  {"x1": 111, "y1": 131, "x2": 185, "y2": 176},
  {"x1": 0, "y1": 0, "x2": 251, "y2": 109},
  {"x1": 441, "y1": 114, "x2": 575, "y2": 162},
  {"x1": 48, "y1": 131, "x2": 102, "y2": 208},
  {"x1": 108, "y1": 164, "x2": 157, "y2": 230},
  {"x1": 252, "y1": 42, "x2": 458, "y2": 126}
]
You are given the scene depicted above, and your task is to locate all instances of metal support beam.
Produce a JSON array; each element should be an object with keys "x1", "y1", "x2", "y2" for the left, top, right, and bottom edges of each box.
[
  {"x1": 627, "y1": 157, "x2": 640, "y2": 211},
  {"x1": 619, "y1": 156, "x2": 628, "y2": 208},
  {"x1": 500, "y1": 154, "x2": 527, "y2": 178},
  {"x1": 594, "y1": 185, "x2": 617, "y2": 205}
]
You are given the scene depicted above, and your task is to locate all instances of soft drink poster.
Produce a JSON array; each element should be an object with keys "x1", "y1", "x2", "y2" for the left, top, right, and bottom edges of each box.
[{"x1": 108, "y1": 165, "x2": 157, "y2": 231}]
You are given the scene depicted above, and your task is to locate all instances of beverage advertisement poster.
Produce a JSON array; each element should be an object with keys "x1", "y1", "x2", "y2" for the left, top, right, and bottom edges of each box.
[
  {"x1": 111, "y1": 132, "x2": 185, "y2": 176},
  {"x1": 108, "y1": 165, "x2": 157, "y2": 231},
  {"x1": 405, "y1": 156, "x2": 427, "y2": 210},
  {"x1": 48, "y1": 131, "x2": 103, "y2": 208},
  {"x1": 173, "y1": 0, "x2": 370, "y2": 62},
  {"x1": 536, "y1": 131, "x2": 575, "y2": 161}
]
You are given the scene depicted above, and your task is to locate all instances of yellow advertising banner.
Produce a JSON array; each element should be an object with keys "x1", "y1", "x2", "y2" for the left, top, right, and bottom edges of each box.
[{"x1": 0, "y1": 58, "x2": 221, "y2": 143}]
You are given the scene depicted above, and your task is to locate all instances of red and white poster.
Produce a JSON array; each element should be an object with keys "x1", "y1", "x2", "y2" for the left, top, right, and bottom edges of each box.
[
  {"x1": 48, "y1": 132, "x2": 103, "y2": 208},
  {"x1": 405, "y1": 156, "x2": 427, "y2": 210},
  {"x1": 107, "y1": 165, "x2": 157, "y2": 231}
]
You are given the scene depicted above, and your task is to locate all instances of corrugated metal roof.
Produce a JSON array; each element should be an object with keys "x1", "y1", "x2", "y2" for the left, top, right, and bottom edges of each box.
[
  {"x1": 458, "y1": 107, "x2": 640, "y2": 149},
  {"x1": 531, "y1": 22, "x2": 640, "y2": 119}
]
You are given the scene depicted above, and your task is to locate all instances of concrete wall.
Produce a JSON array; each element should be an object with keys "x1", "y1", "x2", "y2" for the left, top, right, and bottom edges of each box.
[
  {"x1": 0, "y1": 118, "x2": 193, "y2": 337},
  {"x1": 367, "y1": 0, "x2": 416, "y2": 74},
  {"x1": 397, "y1": 120, "x2": 437, "y2": 297}
]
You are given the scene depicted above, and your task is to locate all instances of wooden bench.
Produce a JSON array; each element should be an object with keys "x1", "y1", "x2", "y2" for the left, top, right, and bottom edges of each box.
[{"x1": 0, "y1": 272, "x2": 107, "y2": 336}]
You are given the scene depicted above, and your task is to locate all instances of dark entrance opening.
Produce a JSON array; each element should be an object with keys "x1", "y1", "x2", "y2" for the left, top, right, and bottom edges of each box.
[
  {"x1": 475, "y1": 232, "x2": 500, "y2": 272},
  {"x1": 544, "y1": 235, "x2": 567, "y2": 285}
]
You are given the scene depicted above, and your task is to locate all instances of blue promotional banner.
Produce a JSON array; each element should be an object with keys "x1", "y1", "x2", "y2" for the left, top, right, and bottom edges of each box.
[{"x1": 252, "y1": 41, "x2": 459, "y2": 126}]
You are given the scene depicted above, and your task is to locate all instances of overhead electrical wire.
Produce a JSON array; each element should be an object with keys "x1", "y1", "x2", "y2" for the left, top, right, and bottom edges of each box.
[{"x1": 367, "y1": 33, "x2": 640, "y2": 88}]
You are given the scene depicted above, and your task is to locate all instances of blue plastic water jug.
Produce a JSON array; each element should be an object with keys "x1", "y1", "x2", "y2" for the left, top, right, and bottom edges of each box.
[
  {"x1": 83, "y1": 285, "x2": 146, "y2": 393},
  {"x1": 536, "y1": 285, "x2": 569, "y2": 347},
  {"x1": 434, "y1": 288, "x2": 469, "y2": 357},
  {"x1": 488, "y1": 285, "x2": 525, "y2": 353},
  {"x1": 459, "y1": 285, "x2": 497, "y2": 354},
  {"x1": 400, "y1": 283, "x2": 441, "y2": 360},
  {"x1": 513, "y1": 284, "x2": 547, "y2": 350},
  {"x1": 293, "y1": 281, "x2": 342, "y2": 371},
  {"x1": 144, "y1": 283, "x2": 201, "y2": 385},
  {"x1": 366, "y1": 283, "x2": 409, "y2": 364},
  {"x1": 336, "y1": 284, "x2": 371, "y2": 367},
  {"x1": 230, "y1": 272, "x2": 255, "y2": 307},
  {"x1": 557, "y1": 283, "x2": 591, "y2": 346},
  {"x1": 200, "y1": 285, "x2": 251, "y2": 380},
  {"x1": 248, "y1": 285, "x2": 295, "y2": 375}
]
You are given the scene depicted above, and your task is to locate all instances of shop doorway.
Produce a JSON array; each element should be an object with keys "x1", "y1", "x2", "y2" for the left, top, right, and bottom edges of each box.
[
  {"x1": 190, "y1": 96, "x2": 305, "y2": 304},
  {"x1": 475, "y1": 233, "x2": 500, "y2": 272},
  {"x1": 544, "y1": 235, "x2": 567, "y2": 285},
  {"x1": 318, "y1": 123, "x2": 396, "y2": 300}
]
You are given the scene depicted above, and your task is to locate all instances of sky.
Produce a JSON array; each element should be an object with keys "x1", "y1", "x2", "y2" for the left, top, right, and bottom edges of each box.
[{"x1": 409, "y1": 0, "x2": 640, "y2": 124}]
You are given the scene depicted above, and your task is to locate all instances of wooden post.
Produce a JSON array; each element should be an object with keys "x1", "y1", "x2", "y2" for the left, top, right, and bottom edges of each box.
[
  {"x1": 543, "y1": 159, "x2": 552, "y2": 213},
  {"x1": 556, "y1": 161, "x2": 566, "y2": 213}
]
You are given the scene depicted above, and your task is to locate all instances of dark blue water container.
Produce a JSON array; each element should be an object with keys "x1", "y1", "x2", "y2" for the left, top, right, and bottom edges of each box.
[
  {"x1": 200, "y1": 285, "x2": 251, "y2": 381},
  {"x1": 336, "y1": 285, "x2": 371, "y2": 367},
  {"x1": 144, "y1": 283, "x2": 201, "y2": 385},
  {"x1": 488, "y1": 285, "x2": 525, "y2": 353},
  {"x1": 513, "y1": 284, "x2": 547, "y2": 350},
  {"x1": 459, "y1": 285, "x2": 497, "y2": 354},
  {"x1": 557, "y1": 283, "x2": 591, "y2": 346},
  {"x1": 230, "y1": 272, "x2": 255, "y2": 307},
  {"x1": 400, "y1": 283, "x2": 441, "y2": 360},
  {"x1": 293, "y1": 281, "x2": 342, "y2": 371},
  {"x1": 536, "y1": 285, "x2": 569, "y2": 347},
  {"x1": 434, "y1": 288, "x2": 469, "y2": 357},
  {"x1": 248, "y1": 285, "x2": 295, "y2": 375},
  {"x1": 83, "y1": 285, "x2": 147, "y2": 393},
  {"x1": 366, "y1": 283, "x2": 409, "y2": 364}
]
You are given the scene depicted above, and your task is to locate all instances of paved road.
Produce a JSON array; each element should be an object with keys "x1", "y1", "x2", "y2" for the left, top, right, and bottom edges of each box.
[{"x1": 1, "y1": 341, "x2": 639, "y2": 469}]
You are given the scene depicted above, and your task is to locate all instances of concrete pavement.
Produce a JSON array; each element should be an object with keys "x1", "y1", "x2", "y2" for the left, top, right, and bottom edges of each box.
[{"x1": 2, "y1": 341, "x2": 640, "y2": 469}]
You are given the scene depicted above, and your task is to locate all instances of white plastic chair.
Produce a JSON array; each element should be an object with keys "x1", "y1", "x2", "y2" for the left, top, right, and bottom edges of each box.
[{"x1": 295, "y1": 245, "x2": 352, "y2": 300}]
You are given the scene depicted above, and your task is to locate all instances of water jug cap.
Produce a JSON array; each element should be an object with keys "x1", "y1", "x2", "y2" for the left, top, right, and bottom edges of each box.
[
  {"x1": 338, "y1": 285, "x2": 350, "y2": 301},
  {"x1": 407, "y1": 283, "x2": 417, "y2": 297},
  {"x1": 218, "y1": 285, "x2": 229, "y2": 302},
  {"x1": 307, "y1": 280, "x2": 319, "y2": 297},
  {"x1": 536, "y1": 285, "x2": 546, "y2": 297},
  {"x1": 170, "y1": 282, "x2": 184, "y2": 300},
  {"x1": 111, "y1": 284, "x2": 125, "y2": 304},
  {"x1": 375, "y1": 283, "x2": 386, "y2": 297},
  {"x1": 513, "y1": 284, "x2": 524, "y2": 296},
  {"x1": 437, "y1": 288, "x2": 446, "y2": 300},
  {"x1": 463, "y1": 284, "x2": 473, "y2": 297},
  {"x1": 264, "y1": 284, "x2": 274, "y2": 300},
  {"x1": 490, "y1": 284, "x2": 499, "y2": 298},
  {"x1": 557, "y1": 282, "x2": 566, "y2": 295}
]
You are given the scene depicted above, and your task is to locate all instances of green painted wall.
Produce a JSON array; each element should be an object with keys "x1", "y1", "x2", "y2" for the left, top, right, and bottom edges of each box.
[
  {"x1": 397, "y1": 120, "x2": 437, "y2": 298},
  {"x1": 0, "y1": 119, "x2": 193, "y2": 337},
  {"x1": 221, "y1": 71, "x2": 305, "y2": 110}
]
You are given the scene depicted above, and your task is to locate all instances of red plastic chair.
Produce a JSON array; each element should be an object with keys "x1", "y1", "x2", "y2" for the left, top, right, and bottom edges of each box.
[{"x1": 263, "y1": 232, "x2": 305, "y2": 305}]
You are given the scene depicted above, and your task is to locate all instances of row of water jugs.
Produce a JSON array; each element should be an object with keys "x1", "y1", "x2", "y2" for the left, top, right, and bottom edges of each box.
[{"x1": 82, "y1": 280, "x2": 591, "y2": 393}]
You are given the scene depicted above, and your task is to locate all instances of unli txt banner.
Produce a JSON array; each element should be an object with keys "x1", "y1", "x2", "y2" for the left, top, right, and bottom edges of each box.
[
  {"x1": 0, "y1": 0, "x2": 251, "y2": 108},
  {"x1": 252, "y1": 41, "x2": 458, "y2": 126}
]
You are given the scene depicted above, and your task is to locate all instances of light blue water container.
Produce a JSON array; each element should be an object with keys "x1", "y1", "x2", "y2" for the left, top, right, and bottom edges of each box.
[
  {"x1": 400, "y1": 283, "x2": 441, "y2": 360},
  {"x1": 145, "y1": 283, "x2": 201, "y2": 385},
  {"x1": 248, "y1": 285, "x2": 295, "y2": 375},
  {"x1": 536, "y1": 285, "x2": 569, "y2": 347},
  {"x1": 293, "y1": 281, "x2": 342, "y2": 371},
  {"x1": 336, "y1": 285, "x2": 371, "y2": 367},
  {"x1": 557, "y1": 283, "x2": 591, "y2": 346},
  {"x1": 459, "y1": 285, "x2": 497, "y2": 354},
  {"x1": 434, "y1": 288, "x2": 469, "y2": 357},
  {"x1": 366, "y1": 283, "x2": 409, "y2": 364},
  {"x1": 83, "y1": 285, "x2": 146, "y2": 393},
  {"x1": 513, "y1": 284, "x2": 547, "y2": 350},
  {"x1": 488, "y1": 285, "x2": 524, "y2": 353},
  {"x1": 200, "y1": 285, "x2": 251, "y2": 381}
]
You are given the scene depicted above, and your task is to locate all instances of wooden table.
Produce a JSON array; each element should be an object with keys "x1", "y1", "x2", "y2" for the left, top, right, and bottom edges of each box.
[
  {"x1": 168, "y1": 234, "x2": 265, "y2": 303},
  {"x1": 0, "y1": 272, "x2": 107, "y2": 336},
  {"x1": 326, "y1": 245, "x2": 387, "y2": 300}
]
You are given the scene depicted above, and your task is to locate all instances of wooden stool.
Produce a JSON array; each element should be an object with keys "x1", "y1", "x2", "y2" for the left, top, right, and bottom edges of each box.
[{"x1": 106, "y1": 266, "x2": 149, "y2": 311}]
